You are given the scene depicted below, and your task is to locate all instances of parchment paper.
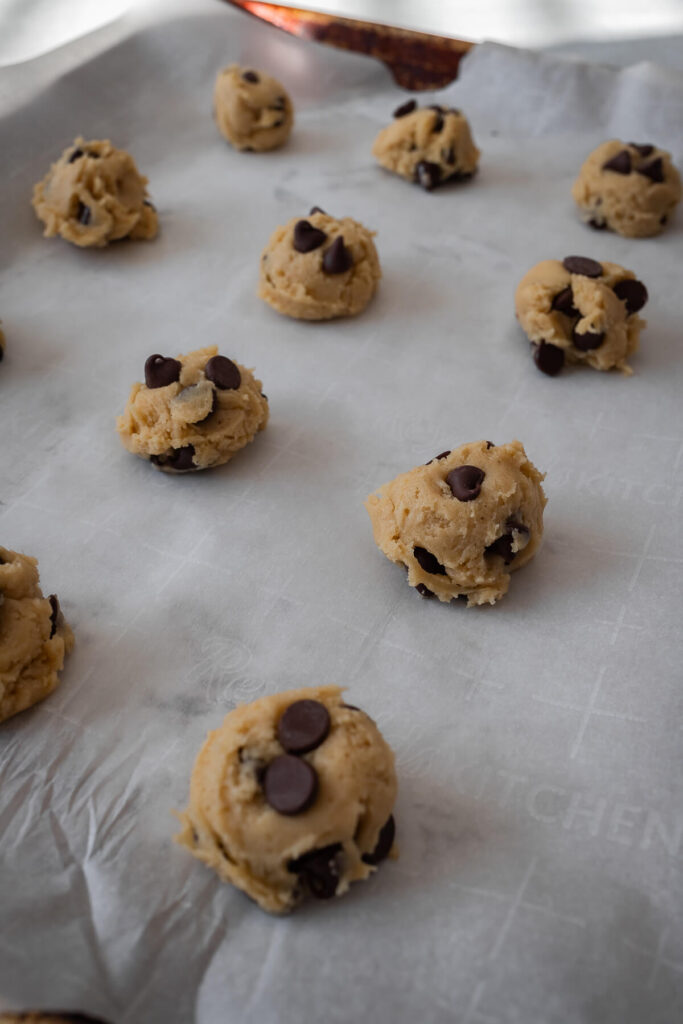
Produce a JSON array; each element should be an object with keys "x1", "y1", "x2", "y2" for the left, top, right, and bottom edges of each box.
[{"x1": 1, "y1": 7, "x2": 682, "y2": 1023}]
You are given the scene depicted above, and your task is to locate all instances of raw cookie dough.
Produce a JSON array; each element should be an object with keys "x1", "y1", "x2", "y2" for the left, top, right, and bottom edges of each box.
[
  {"x1": 515, "y1": 255, "x2": 648, "y2": 376},
  {"x1": 366, "y1": 440, "x2": 546, "y2": 607},
  {"x1": 372, "y1": 100, "x2": 480, "y2": 191},
  {"x1": 32, "y1": 138, "x2": 158, "y2": 248},
  {"x1": 572, "y1": 140, "x2": 681, "y2": 237},
  {"x1": 214, "y1": 64, "x2": 294, "y2": 152},
  {"x1": 176, "y1": 686, "x2": 397, "y2": 914},
  {"x1": 0, "y1": 547, "x2": 74, "y2": 723},
  {"x1": 259, "y1": 208, "x2": 381, "y2": 320},
  {"x1": 117, "y1": 345, "x2": 268, "y2": 473}
]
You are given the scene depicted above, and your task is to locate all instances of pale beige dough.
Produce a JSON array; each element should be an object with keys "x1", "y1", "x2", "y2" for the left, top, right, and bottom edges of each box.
[
  {"x1": 366, "y1": 440, "x2": 546, "y2": 607},
  {"x1": 372, "y1": 102, "x2": 480, "y2": 190},
  {"x1": 32, "y1": 138, "x2": 157, "y2": 248},
  {"x1": 117, "y1": 345, "x2": 268, "y2": 473},
  {"x1": 0, "y1": 547, "x2": 74, "y2": 723},
  {"x1": 175, "y1": 686, "x2": 397, "y2": 914},
  {"x1": 515, "y1": 257, "x2": 647, "y2": 375},
  {"x1": 214, "y1": 64, "x2": 293, "y2": 152},
  {"x1": 572, "y1": 139, "x2": 681, "y2": 237},
  {"x1": 259, "y1": 209, "x2": 381, "y2": 320}
]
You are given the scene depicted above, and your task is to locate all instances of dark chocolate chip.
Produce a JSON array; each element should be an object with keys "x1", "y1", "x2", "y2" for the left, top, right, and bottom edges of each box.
[
  {"x1": 629, "y1": 142, "x2": 654, "y2": 157},
  {"x1": 288, "y1": 843, "x2": 342, "y2": 899},
  {"x1": 485, "y1": 520, "x2": 529, "y2": 564},
  {"x1": 261, "y1": 392, "x2": 268, "y2": 400},
  {"x1": 277, "y1": 699, "x2": 331, "y2": 754},
  {"x1": 588, "y1": 218, "x2": 607, "y2": 230},
  {"x1": 144, "y1": 353, "x2": 182, "y2": 389},
  {"x1": 442, "y1": 146, "x2": 456, "y2": 164},
  {"x1": 293, "y1": 219, "x2": 327, "y2": 253},
  {"x1": 393, "y1": 99, "x2": 417, "y2": 118},
  {"x1": 413, "y1": 546, "x2": 447, "y2": 576},
  {"x1": 309, "y1": 205, "x2": 326, "y2": 216},
  {"x1": 415, "y1": 583, "x2": 434, "y2": 598},
  {"x1": 68, "y1": 148, "x2": 84, "y2": 163},
  {"x1": 0, "y1": 346, "x2": 3, "y2": 362},
  {"x1": 533, "y1": 341, "x2": 564, "y2": 376},
  {"x1": 76, "y1": 202, "x2": 91, "y2": 225},
  {"x1": 143, "y1": 199, "x2": 156, "y2": 210},
  {"x1": 362, "y1": 814, "x2": 395, "y2": 865},
  {"x1": 485, "y1": 441, "x2": 495, "y2": 448},
  {"x1": 20, "y1": 1014, "x2": 113, "y2": 1024},
  {"x1": 263, "y1": 754, "x2": 318, "y2": 815},
  {"x1": 446, "y1": 465, "x2": 485, "y2": 502},
  {"x1": 341, "y1": 703, "x2": 360, "y2": 711},
  {"x1": 415, "y1": 160, "x2": 441, "y2": 191},
  {"x1": 602, "y1": 149, "x2": 632, "y2": 175},
  {"x1": 431, "y1": 111, "x2": 445, "y2": 133},
  {"x1": 322, "y1": 236, "x2": 353, "y2": 274},
  {"x1": 204, "y1": 354, "x2": 241, "y2": 390},
  {"x1": 242, "y1": 70, "x2": 259, "y2": 83},
  {"x1": 638, "y1": 157, "x2": 664, "y2": 184},
  {"x1": 426, "y1": 450, "x2": 451, "y2": 465},
  {"x1": 151, "y1": 444, "x2": 196, "y2": 472},
  {"x1": 48, "y1": 594, "x2": 60, "y2": 638},
  {"x1": 270, "y1": 96, "x2": 286, "y2": 110},
  {"x1": 613, "y1": 278, "x2": 648, "y2": 315},
  {"x1": 551, "y1": 287, "x2": 579, "y2": 318},
  {"x1": 273, "y1": 119, "x2": 284, "y2": 128},
  {"x1": 572, "y1": 327, "x2": 605, "y2": 351},
  {"x1": 562, "y1": 256, "x2": 603, "y2": 278},
  {"x1": 660, "y1": 215, "x2": 668, "y2": 226}
]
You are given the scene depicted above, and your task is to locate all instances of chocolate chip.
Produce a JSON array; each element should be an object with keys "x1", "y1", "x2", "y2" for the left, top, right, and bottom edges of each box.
[
  {"x1": 660, "y1": 215, "x2": 668, "y2": 226},
  {"x1": 264, "y1": 754, "x2": 318, "y2": 815},
  {"x1": 428, "y1": 104, "x2": 444, "y2": 112},
  {"x1": 562, "y1": 256, "x2": 603, "y2": 278},
  {"x1": 551, "y1": 287, "x2": 579, "y2": 318},
  {"x1": 277, "y1": 699, "x2": 331, "y2": 754},
  {"x1": 431, "y1": 111, "x2": 444, "y2": 133},
  {"x1": 309, "y1": 205, "x2": 326, "y2": 216},
  {"x1": 442, "y1": 146, "x2": 456, "y2": 164},
  {"x1": 204, "y1": 354, "x2": 241, "y2": 390},
  {"x1": 426, "y1": 450, "x2": 451, "y2": 465},
  {"x1": 485, "y1": 520, "x2": 529, "y2": 564},
  {"x1": 293, "y1": 219, "x2": 327, "y2": 253},
  {"x1": 572, "y1": 327, "x2": 605, "y2": 351},
  {"x1": 485, "y1": 441, "x2": 495, "y2": 448},
  {"x1": 270, "y1": 96, "x2": 286, "y2": 110},
  {"x1": 242, "y1": 70, "x2": 259, "y2": 83},
  {"x1": 68, "y1": 148, "x2": 84, "y2": 163},
  {"x1": 341, "y1": 703, "x2": 360, "y2": 711},
  {"x1": 288, "y1": 843, "x2": 342, "y2": 899},
  {"x1": 23, "y1": 1015, "x2": 112, "y2": 1024},
  {"x1": 446, "y1": 465, "x2": 485, "y2": 501},
  {"x1": 638, "y1": 157, "x2": 664, "y2": 183},
  {"x1": 322, "y1": 236, "x2": 353, "y2": 274},
  {"x1": 629, "y1": 142, "x2": 654, "y2": 157},
  {"x1": 602, "y1": 149, "x2": 632, "y2": 175},
  {"x1": 613, "y1": 279, "x2": 648, "y2": 315},
  {"x1": 415, "y1": 583, "x2": 434, "y2": 598},
  {"x1": 76, "y1": 202, "x2": 91, "y2": 225},
  {"x1": 533, "y1": 341, "x2": 564, "y2": 376},
  {"x1": 393, "y1": 99, "x2": 417, "y2": 118},
  {"x1": 151, "y1": 444, "x2": 196, "y2": 472},
  {"x1": 415, "y1": 160, "x2": 441, "y2": 191},
  {"x1": 144, "y1": 354, "x2": 182, "y2": 389},
  {"x1": 273, "y1": 119, "x2": 284, "y2": 128},
  {"x1": 143, "y1": 199, "x2": 156, "y2": 210},
  {"x1": 413, "y1": 546, "x2": 447, "y2": 576},
  {"x1": 362, "y1": 814, "x2": 395, "y2": 865},
  {"x1": 48, "y1": 594, "x2": 60, "y2": 638},
  {"x1": 588, "y1": 218, "x2": 607, "y2": 230}
]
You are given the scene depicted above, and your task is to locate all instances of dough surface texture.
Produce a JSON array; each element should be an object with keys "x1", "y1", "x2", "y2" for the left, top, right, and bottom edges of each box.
[
  {"x1": 515, "y1": 256, "x2": 648, "y2": 375},
  {"x1": 214, "y1": 64, "x2": 293, "y2": 152},
  {"x1": 176, "y1": 686, "x2": 397, "y2": 914},
  {"x1": 366, "y1": 440, "x2": 546, "y2": 607},
  {"x1": 572, "y1": 139, "x2": 681, "y2": 237},
  {"x1": 259, "y1": 209, "x2": 381, "y2": 320},
  {"x1": 0, "y1": 547, "x2": 74, "y2": 723},
  {"x1": 117, "y1": 346, "x2": 268, "y2": 472},
  {"x1": 372, "y1": 102, "x2": 479, "y2": 190},
  {"x1": 32, "y1": 138, "x2": 157, "y2": 248}
]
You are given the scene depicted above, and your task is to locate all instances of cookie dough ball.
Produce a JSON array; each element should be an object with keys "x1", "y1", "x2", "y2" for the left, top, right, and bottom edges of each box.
[
  {"x1": 214, "y1": 64, "x2": 293, "y2": 152},
  {"x1": 366, "y1": 440, "x2": 546, "y2": 607},
  {"x1": 259, "y1": 208, "x2": 381, "y2": 320},
  {"x1": 176, "y1": 686, "x2": 397, "y2": 914},
  {"x1": 372, "y1": 100, "x2": 480, "y2": 191},
  {"x1": 572, "y1": 140, "x2": 681, "y2": 237},
  {"x1": 0, "y1": 547, "x2": 74, "y2": 723},
  {"x1": 515, "y1": 256, "x2": 648, "y2": 376},
  {"x1": 32, "y1": 138, "x2": 157, "y2": 248},
  {"x1": 117, "y1": 345, "x2": 268, "y2": 473}
]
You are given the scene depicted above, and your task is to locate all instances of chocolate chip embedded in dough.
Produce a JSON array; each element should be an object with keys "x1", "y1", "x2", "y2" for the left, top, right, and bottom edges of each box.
[
  {"x1": 413, "y1": 546, "x2": 447, "y2": 576},
  {"x1": 68, "y1": 148, "x2": 84, "y2": 163},
  {"x1": 442, "y1": 146, "x2": 456, "y2": 165},
  {"x1": 393, "y1": 99, "x2": 417, "y2": 118},
  {"x1": 551, "y1": 287, "x2": 579, "y2": 318},
  {"x1": 602, "y1": 149, "x2": 632, "y2": 175},
  {"x1": 145, "y1": 354, "x2": 182, "y2": 389},
  {"x1": 242, "y1": 70, "x2": 259, "y2": 83},
  {"x1": 263, "y1": 754, "x2": 318, "y2": 815},
  {"x1": 629, "y1": 142, "x2": 654, "y2": 157},
  {"x1": 362, "y1": 814, "x2": 395, "y2": 865},
  {"x1": 76, "y1": 202, "x2": 91, "y2": 225},
  {"x1": 485, "y1": 520, "x2": 529, "y2": 564},
  {"x1": 293, "y1": 219, "x2": 327, "y2": 254},
  {"x1": 562, "y1": 256, "x2": 603, "y2": 278},
  {"x1": 415, "y1": 583, "x2": 434, "y2": 598},
  {"x1": 309, "y1": 205, "x2": 326, "y2": 216},
  {"x1": 288, "y1": 843, "x2": 342, "y2": 899},
  {"x1": 415, "y1": 160, "x2": 441, "y2": 191},
  {"x1": 533, "y1": 341, "x2": 564, "y2": 376},
  {"x1": 322, "y1": 236, "x2": 353, "y2": 274},
  {"x1": 151, "y1": 444, "x2": 196, "y2": 472},
  {"x1": 638, "y1": 157, "x2": 664, "y2": 183},
  {"x1": 431, "y1": 111, "x2": 445, "y2": 133},
  {"x1": 204, "y1": 355, "x2": 241, "y2": 391},
  {"x1": 588, "y1": 218, "x2": 607, "y2": 230},
  {"x1": 277, "y1": 699, "x2": 331, "y2": 754},
  {"x1": 446, "y1": 465, "x2": 485, "y2": 502},
  {"x1": 425, "y1": 450, "x2": 451, "y2": 465},
  {"x1": 143, "y1": 199, "x2": 156, "y2": 210},
  {"x1": 613, "y1": 278, "x2": 648, "y2": 315},
  {"x1": 572, "y1": 327, "x2": 605, "y2": 351},
  {"x1": 48, "y1": 594, "x2": 60, "y2": 638}
]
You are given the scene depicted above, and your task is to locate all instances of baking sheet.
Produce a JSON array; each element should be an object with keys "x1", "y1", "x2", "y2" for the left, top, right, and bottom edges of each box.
[{"x1": 1, "y1": 7, "x2": 682, "y2": 1023}]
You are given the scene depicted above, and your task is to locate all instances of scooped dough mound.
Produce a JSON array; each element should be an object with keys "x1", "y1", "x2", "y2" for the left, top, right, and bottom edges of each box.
[{"x1": 214, "y1": 64, "x2": 294, "y2": 152}]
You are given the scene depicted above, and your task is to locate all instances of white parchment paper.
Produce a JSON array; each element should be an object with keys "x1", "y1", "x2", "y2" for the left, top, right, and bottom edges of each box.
[{"x1": 1, "y1": 7, "x2": 682, "y2": 1022}]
